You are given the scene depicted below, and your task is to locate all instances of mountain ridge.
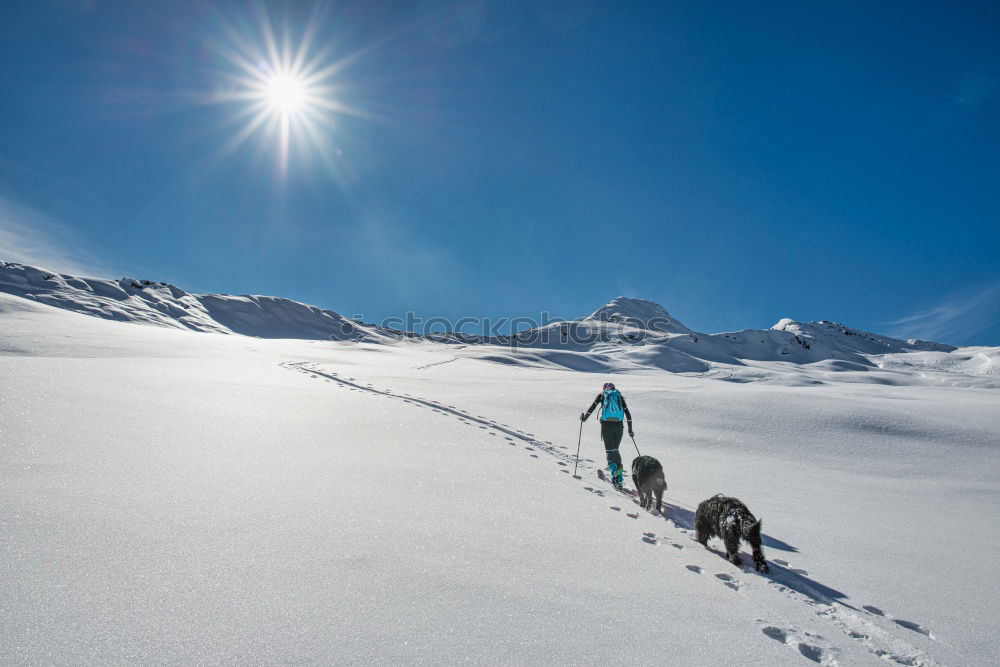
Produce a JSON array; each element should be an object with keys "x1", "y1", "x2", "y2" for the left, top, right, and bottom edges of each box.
[{"x1": 1, "y1": 260, "x2": 974, "y2": 378}]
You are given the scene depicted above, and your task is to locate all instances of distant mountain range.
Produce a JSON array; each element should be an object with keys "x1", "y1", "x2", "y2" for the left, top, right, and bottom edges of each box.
[{"x1": 2, "y1": 260, "x2": 982, "y2": 377}]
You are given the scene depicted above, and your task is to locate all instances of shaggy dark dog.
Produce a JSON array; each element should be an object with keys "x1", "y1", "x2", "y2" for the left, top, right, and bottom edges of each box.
[
  {"x1": 694, "y1": 494, "x2": 769, "y2": 573},
  {"x1": 631, "y1": 455, "x2": 667, "y2": 513}
]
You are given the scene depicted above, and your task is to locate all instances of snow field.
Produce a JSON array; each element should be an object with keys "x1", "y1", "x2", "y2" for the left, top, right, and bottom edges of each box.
[{"x1": 2, "y1": 292, "x2": 998, "y2": 663}]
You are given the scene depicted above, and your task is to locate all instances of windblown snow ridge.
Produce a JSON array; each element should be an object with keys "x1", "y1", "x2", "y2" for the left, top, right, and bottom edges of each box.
[{"x1": 0, "y1": 260, "x2": 389, "y2": 341}]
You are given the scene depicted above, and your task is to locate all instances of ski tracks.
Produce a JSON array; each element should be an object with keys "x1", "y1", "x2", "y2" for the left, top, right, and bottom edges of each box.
[
  {"x1": 282, "y1": 360, "x2": 944, "y2": 666},
  {"x1": 282, "y1": 361, "x2": 583, "y2": 469},
  {"x1": 415, "y1": 355, "x2": 460, "y2": 370}
]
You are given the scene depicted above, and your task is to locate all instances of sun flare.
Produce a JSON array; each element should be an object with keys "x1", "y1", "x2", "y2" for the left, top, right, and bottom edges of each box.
[
  {"x1": 210, "y1": 8, "x2": 369, "y2": 177},
  {"x1": 264, "y1": 73, "x2": 307, "y2": 113}
]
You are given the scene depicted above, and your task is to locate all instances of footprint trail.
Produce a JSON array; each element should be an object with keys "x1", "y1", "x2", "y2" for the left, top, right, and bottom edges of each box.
[{"x1": 282, "y1": 360, "x2": 945, "y2": 666}]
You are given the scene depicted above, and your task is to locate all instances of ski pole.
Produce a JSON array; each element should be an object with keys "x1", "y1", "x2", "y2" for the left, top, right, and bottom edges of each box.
[
  {"x1": 573, "y1": 419, "x2": 584, "y2": 478},
  {"x1": 630, "y1": 433, "x2": 641, "y2": 456}
]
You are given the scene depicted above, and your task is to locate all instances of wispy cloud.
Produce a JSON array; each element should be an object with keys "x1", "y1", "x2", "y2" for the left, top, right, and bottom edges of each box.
[
  {"x1": 956, "y1": 73, "x2": 1000, "y2": 106},
  {"x1": 887, "y1": 282, "x2": 1000, "y2": 346},
  {"x1": 0, "y1": 194, "x2": 107, "y2": 276},
  {"x1": 900, "y1": 71, "x2": 998, "y2": 147}
]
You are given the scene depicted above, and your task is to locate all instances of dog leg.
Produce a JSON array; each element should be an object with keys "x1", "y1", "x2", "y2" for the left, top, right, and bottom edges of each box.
[
  {"x1": 753, "y1": 549, "x2": 769, "y2": 573},
  {"x1": 723, "y1": 530, "x2": 742, "y2": 567},
  {"x1": 694, "y1": 516, "x2": 708, "y2": 549},
  {"x1": 695, "y1": 516, "x2": 710, "y2": 547}
]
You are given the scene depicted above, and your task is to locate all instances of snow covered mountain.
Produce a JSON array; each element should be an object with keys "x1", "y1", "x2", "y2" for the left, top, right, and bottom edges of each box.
[
  {"x1": 0, "y1": 260, "x2": 392, "y2": 342},
  {"x1": 511, "y1": 295, "x2": 963, "y2": 375},
  {"x1": 584, "y1": 296, "x2": 694, "y2": 333},
  {"x1": 771, "y1": 317, "x2": 954, "y2": 355},
  {"x1": 2, "y1": 259, "x2": 995, "y2": 385}
]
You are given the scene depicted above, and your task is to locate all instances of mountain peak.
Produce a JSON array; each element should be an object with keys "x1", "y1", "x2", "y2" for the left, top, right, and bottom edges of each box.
[{"x1": 584, "y1": 296, "x2": 692, "y2": 333}]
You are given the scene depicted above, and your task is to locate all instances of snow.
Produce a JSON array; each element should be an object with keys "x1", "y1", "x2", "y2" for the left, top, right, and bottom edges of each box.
[
  {"x1": 2, "y1": 265, "x2": 1000, "y2": 664},
  {"x1": 584, "y1": 296, "x2": 694, "y2": 334},
  {"x1": 0, "y1": 260, "x2": 391, "y2": 342},
  {"x1": 771, "y1": 318, "x2": 956, "y2": 354},
  {"x1": 5, "y1": 261, "x2": 987, "y2": 384}
]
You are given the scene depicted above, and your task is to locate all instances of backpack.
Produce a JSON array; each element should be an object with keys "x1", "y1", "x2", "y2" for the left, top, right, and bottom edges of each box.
[{"x1": 601, "y1": 389, "x2": 625, "y2": 421}]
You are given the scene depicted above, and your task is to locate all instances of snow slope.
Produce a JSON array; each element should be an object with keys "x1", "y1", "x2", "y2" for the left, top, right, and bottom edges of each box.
[{"x1": 2, "y1": 291, "x2": 999, "y2": 664}]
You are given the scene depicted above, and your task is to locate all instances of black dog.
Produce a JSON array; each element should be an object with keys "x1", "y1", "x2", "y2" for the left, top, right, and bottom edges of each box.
[
  {"x1": 631, "y1": 455, "x2": 667, "y2": 513},
  {"x1": 694, "y1": 494, "x2": 769, "y2": 573}
]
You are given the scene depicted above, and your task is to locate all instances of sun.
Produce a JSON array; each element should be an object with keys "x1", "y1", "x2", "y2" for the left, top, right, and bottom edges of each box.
[
  {"x1": 264, "y1": 73, "x2": 307, "y2": 113},
  {"x1": 210, "y1": 8, "x2": 370, "y2": 177}
]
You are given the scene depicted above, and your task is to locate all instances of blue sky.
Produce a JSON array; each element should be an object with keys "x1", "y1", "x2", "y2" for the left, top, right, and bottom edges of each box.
[{"x1": 1, "y1": 0, "x2": 998, "y2": 344}]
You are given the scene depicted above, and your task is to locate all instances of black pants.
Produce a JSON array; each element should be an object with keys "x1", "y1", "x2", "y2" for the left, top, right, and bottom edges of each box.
[{"x1": 600, "y1": 420, "x2": 624, "y2": 471}]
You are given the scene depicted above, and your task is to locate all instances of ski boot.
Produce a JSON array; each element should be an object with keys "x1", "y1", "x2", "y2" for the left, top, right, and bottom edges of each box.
[{"x1": 609, "y1": 462, "x2": 625, "y2": 491}]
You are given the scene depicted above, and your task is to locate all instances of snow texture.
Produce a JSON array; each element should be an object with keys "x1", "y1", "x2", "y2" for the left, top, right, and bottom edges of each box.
[{"x1": 2, "y1": 262, "x2": 999, "y2": 664}]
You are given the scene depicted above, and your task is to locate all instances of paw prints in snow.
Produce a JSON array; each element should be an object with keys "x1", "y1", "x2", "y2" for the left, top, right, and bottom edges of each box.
[{"x1": 760, "y1": 625, "x2": 836, "y2": 664}]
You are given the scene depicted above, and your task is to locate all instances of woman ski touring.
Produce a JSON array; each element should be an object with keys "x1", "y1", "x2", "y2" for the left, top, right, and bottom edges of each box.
[{"x1": 580, "y1": 382, "x2": 634, "y2": 490}]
